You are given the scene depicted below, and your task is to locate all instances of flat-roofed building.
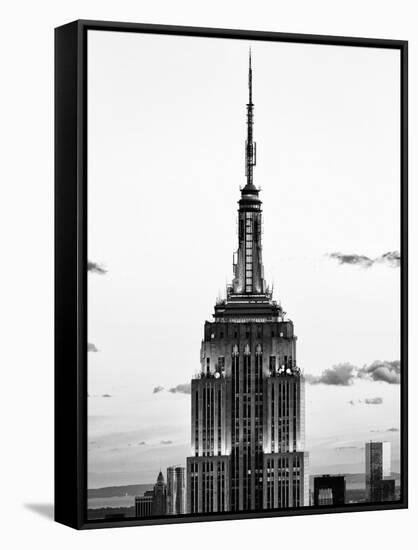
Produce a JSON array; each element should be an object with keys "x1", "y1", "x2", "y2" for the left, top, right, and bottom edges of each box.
[{"x1": 313, "y1": 475, "x2": 346, "y2": 506}]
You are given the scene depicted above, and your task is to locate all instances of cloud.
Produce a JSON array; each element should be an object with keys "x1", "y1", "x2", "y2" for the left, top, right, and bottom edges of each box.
[
  {"x1": 168, "y1": 383, "x2": 191, "y2": 395},
  {"x1": 305, "y1": 363, "x2": 356, "y2": 386},
  {"x1": 364, "y1": 397, "x2": 383, "y2": 405},
  {"x1": 377, "y1": 251, "x2": 401, "y2": 268},
  {"x1": 358, "y1": 360, "x2": 400, "y2": 384},
  {"x1": 335, "y1": 445, "x2": 361, "y2": 451},
  {"x1": 371, "y1": 427, "x2": 399, "y2": 433},
  {"x1": 153, "y1": 383, "x2": 191, "y2": 394},
  {"x1": 327, "y1": 251, "x2": 400, "y2": 268},
  {"x1": 327, "y1": 252, "x2": 374, "y2": 268},
  {"x1": 306, "y1": 360, "x2": 400, "y2": 386},
  {"x1": 102, "y1": 394, "x2": 112, "y2": 398},
  {"x1": 348, "y1": 397, "x2": 383, "y2": 405},
  {"x1": 160, "y1": 440, "x2": 173, "y2": 445},
  {"x1": 88, "y1": 260, "x2": 107, "y2": 274},
  {"x1": 88, "y1": 342, "x2": 98, "y2": 352},
  {"x1": 137, "y1": 441, "x2": 147, "y2": 446}
]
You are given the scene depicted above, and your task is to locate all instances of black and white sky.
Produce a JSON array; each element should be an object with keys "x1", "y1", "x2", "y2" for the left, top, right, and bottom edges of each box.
[{"x1": 87, "y1": 30, "x2": 401, "y2": 488}]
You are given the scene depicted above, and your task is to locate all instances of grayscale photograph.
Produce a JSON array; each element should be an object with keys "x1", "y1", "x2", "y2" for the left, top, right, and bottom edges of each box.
[{"x1": 86, "y1": 30, "x2": 402, "y2": 521}]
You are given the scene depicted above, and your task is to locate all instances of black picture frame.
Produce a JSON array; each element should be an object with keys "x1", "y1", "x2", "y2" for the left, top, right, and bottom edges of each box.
[{"x1": 55, "y1": 19, "x2": 408, "y2": 530}]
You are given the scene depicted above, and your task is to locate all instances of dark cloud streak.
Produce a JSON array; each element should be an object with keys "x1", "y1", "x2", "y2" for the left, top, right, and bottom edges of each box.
[
  {"x1": 370, "y1": 427, "x2": 399, "y2": 433},
  {"x1": 168, "y1": 383, "x2": 191, "y2": 395},
  {"x1": 152, "y1": 383, "x2": 192, "y2": 395},
  {"x1": 327, "y1": 251, "x2": 400, "y2": 269},
  {"x1": 349, "y1": 398, "x2": 383, "y2": 405},
  {"x1": 364, "y1": 397, "x2": 383, "y2": 405},
  {"x1": 377, "y1": 251, "x2": 401, "y2": 268},
  {"x1": 88, "y1": 260, "x2": 107, "y2": 275},
  {"x1": 328, "y1": 252, "x2": 374, "y2": 268}
]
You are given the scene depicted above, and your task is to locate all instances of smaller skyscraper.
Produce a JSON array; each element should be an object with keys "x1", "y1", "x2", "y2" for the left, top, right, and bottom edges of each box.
[
  {"x1": 365, "y1": 441, "x2": 392, "y2": 502},
  {"x1": 313, "y1": 475, "x2": 346, "y2": 506},
  {"x1": 135, "y1": 471, "x2": 168, "y2": 518},
  {"x1": 167, "y1": 466, "x2": 186, "y2": 515},
  {"x1": 152, "y1": 471, "x2": 167, "y2": 515},
  {"x1": 135, "y1": 490, "x2": 154, "y2": 518}
]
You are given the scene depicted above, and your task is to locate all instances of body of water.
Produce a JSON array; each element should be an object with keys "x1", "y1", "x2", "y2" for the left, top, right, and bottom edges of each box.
[{"x1": 88, "y1": 495, "x2": 136, "y2": 509}]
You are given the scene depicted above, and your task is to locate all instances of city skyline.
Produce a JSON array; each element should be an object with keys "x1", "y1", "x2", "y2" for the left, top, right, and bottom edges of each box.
[{"x1": 87, "y1": 31, "x2": 401, "y2": 495}]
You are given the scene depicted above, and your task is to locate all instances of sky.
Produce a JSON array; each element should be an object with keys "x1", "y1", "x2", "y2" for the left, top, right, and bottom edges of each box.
[{"x1": 87, "y1": 30, "x2": 401, "y2": 488}]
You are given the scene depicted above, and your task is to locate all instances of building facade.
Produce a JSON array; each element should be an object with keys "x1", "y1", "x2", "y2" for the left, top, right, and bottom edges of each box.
[
  {"x1": 167, "y1": 466, "x2": 186, "y2": 515},
  {"x1": 186, "y1": 53, "x2": 309, "y2": 514},
  {"x1": 365, "y1": 441, "x2": 391, "y2": 502},
  {"x1": 313, "y1": 475, "x2": 346, "y2": 506}
]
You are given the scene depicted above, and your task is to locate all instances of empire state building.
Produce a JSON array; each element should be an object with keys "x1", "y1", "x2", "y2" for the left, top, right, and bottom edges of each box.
[{"x1": 186, "y1": 53, "x2": 309, "y2": 514}]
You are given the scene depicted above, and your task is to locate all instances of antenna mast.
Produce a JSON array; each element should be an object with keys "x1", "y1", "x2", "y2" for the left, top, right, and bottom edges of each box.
[{"x1": 245, "y1": 49, "x2": 257, "y2": 187}]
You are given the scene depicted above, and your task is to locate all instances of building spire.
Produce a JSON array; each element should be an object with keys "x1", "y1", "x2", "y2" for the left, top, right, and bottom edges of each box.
[
  {"x1": 245, "y1": 48, "x2": 256, "y2": 189},
  {"x1": 214, "y1": 50, "x2": 284, "y2": 318},
  {"x1": 248, "y1": 48, "x2": 252, "y2": 103},
  {"x1": 228, "y1": 50, "x2": 267, "y2": 297}
]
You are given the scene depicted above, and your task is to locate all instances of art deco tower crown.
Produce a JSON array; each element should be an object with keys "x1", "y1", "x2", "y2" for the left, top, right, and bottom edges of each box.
[{"x1": 215, "y1": 51, "x2": 284, "y2": 322}]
